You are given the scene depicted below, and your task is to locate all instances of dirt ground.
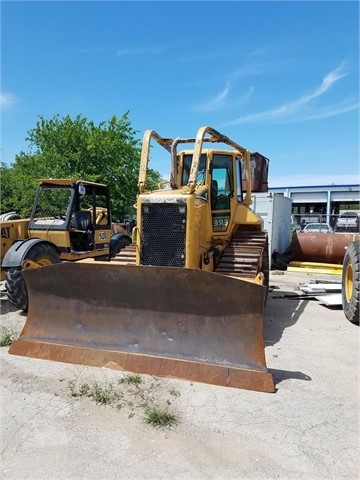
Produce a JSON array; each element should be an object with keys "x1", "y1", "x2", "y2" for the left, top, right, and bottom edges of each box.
[{"x1": 0, "y1": 270, "x2": 359, "y2": 480}]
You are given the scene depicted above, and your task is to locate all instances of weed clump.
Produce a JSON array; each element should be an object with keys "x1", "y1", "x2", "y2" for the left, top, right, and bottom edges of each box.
[
  {"x1": 144, "y1": 406, "x2": 179, "y2": 429},
  {"x1": 0, "y1": 326, "x2": 19, "y2": 346},
  {"x1": 119, "y1": 374, "x2": 142, "y2": 386},
  {"x1": 91, "y1": 382, "x2": 117, "y2": 405},
  {"x1": 66, "y1": 375, "x2": 181, "y2": 430}
]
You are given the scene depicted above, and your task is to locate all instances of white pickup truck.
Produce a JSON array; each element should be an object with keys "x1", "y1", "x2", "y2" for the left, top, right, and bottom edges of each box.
[{"x1": 335, "y1": 212, "x2": 360, "y2": 232}]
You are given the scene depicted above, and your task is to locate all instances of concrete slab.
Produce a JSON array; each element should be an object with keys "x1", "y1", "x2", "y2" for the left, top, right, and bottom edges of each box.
[{"x1": 1, "y1": 271, "x2": 359, "y2": 480}]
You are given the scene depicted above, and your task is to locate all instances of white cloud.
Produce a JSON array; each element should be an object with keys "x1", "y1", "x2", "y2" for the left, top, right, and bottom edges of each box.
[
  {"x1": 223, "y1": 98, "x2": 358, "y2": 125},
  {"x1": 0, "y1": 92, "x2": 18, "y2": 108},
  {"x1": 222, "y1": 63, "x2": 357, "y2": 126},
  {"x1": 115, "y1": 45, "x2": 167, "y2": 56},
  {"x1": 290, "y1": 98, "x2": 358, "y2": 122},
  {"x1": 193, "y1": 84, "x2": 255, "y2": 113},
  {"x1": 227, "y1": 63, "x2": 271, "y2": 80},
  {"x1": 213, "y1": 82, "x2": 230, "y2": 105},
  {"x1": 192, "y1": 82, "x2": 231, "y2": 112}
]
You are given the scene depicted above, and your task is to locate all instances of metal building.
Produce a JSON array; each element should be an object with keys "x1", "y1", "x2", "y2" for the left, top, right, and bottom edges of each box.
[{"x1": 269, "y1": 184, "x2": 360, "y2": 229}]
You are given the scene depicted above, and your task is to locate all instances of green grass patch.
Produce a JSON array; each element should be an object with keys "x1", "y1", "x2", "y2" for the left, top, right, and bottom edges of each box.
[
  {"x1": 65, "y1": 375, "x2": 181, "y2": 429},
  {"x1": 144, "y1": 406, "x2": 179, "y2": 429},
  {"x1": 0, "y1": 325, "x2": 19, "y2": 346},
  {"x1": 119, "y1": 373, "x2": 142, "y2": 385},
  {"x1": 169, "y1": 387, "x2": 181, "y2": 398},
  {"x1": 65, "y1": 374, "x2": 180, "y2": 429},
  {"x1": 91, "y1": 382, "x2": 117, "y2": 405}
]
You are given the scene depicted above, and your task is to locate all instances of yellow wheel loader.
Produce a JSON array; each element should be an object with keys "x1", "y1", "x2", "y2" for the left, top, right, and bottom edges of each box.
[
  {"x1": 1, "y1": 179, "x2": 131, "y2": 310},
  {"x1": 341, "y1": 240, "x2": 360, "y2": 324},
  {"x1": 10, "y1": 127, "x2": 275, "y2": 393}
]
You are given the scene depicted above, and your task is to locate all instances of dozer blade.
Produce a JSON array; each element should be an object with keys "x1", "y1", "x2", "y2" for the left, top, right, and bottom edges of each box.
[{"x1": 9, "y1": 262, "x2": 275, "y2": 393}]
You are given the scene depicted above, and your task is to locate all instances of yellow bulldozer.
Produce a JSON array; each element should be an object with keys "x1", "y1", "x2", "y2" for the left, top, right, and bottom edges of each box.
[
  {"x1": 1, "y1": 179, "x2": 131, "y2": 310},
  {"x1": 9, "y1": 126, "x2": 275, "y2": 393}
]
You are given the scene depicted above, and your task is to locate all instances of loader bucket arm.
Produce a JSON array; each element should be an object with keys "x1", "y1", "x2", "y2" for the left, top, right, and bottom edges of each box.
[{"x1": 9, "y1": 262, "x2": 275, "y2": 393}]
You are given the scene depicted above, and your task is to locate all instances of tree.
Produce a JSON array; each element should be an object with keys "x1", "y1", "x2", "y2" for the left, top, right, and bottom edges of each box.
[{"x1": 1, "y1": 112, "x2": 163, "y2": 220}]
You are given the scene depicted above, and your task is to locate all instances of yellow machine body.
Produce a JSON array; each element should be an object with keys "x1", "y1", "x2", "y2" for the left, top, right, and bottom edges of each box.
[{"x1": 10, "y1": 127, "x2": 275, "y2": 393}]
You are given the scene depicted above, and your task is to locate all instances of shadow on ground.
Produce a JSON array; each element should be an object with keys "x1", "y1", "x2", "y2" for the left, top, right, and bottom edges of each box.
[
  {"x1": 264, "y1": 287, "x2": 313, "y2": 389},
  {"x1": 269, "y1": 368, "x2": 312, "y2": 386},
  {"x1": 264, "y1": 288, "x2": 308, "y2": 346}
]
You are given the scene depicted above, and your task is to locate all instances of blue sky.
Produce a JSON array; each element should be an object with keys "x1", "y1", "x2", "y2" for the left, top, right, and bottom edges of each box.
[{"x1": 1, "y1": 0, "x2": 359, "y2": 187}]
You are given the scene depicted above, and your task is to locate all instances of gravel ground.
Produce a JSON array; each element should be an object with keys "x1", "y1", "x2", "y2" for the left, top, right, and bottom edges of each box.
[{"x1": 0, "y1": 270, "x2": 359, "y2": 480}]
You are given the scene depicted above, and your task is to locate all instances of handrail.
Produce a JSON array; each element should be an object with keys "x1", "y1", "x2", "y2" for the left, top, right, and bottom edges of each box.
[
  {"x1": 138, "y1": 126, "x2": 252, "y2": 205},
  {"x1": 138, "y1": 130, "x2": 172, "y2": 193}
]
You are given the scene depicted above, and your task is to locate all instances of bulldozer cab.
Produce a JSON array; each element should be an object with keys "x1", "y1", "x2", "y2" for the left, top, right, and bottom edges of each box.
[
  {"x1": 179, "y1": 150, "x2": 241, "y2": 234},
  {"x1": 137, "y1": 127, "x2": 263, "y2": 269},
  {"x1": 29, "y1": 179, "x2": 112, "y2": 258}
]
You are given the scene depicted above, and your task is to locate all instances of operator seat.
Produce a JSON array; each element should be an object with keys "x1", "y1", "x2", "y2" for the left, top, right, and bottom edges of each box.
[
  {"x1": 70, "y1": 211, "x2": 94, "y2": 251},
  {"x1": 72, "y1": 210, "x2": 91, "y2": 230}
]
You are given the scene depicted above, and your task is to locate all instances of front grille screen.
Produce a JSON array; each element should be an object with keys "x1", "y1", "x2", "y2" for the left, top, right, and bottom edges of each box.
[{"x1": 141, "y1": 203, "x2": 186, "y2": 267}]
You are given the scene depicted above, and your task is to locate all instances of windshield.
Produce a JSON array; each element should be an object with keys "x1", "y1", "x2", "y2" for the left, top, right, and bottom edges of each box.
[
  {"x1": 31, "y1": 187, "x2": 72, "y2": 226},
  {"x1": 181, "y1": 154, "x2": 207, "y2": 185}
]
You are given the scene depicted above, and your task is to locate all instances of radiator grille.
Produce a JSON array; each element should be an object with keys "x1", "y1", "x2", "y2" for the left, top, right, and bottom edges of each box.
[{"x1": 141, "y1": 203, "x2": 186, "y2": 267}]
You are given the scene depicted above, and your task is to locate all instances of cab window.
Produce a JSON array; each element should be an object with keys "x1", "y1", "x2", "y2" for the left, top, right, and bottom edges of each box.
[
  {"x1": 211, "y1": 154, "x2": 233, "y2": 232},
  {"x1": 211, "y1": 154, "x2": 233, "y2": 211},
  {"x1": 181, "y1": 154, "x2": 207, "y2": 185}
]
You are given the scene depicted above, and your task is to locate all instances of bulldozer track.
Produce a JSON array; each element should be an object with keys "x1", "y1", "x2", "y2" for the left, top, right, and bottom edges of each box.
[
  {"x1": 112, "y1": 244, "x2": 137, "y2": 265},
  {"x1": 112, "y1": 231, "x2": 268, "y2": 282},
  {"x1": 215, "y1": 231, "x2": 268, "y2": 279}
]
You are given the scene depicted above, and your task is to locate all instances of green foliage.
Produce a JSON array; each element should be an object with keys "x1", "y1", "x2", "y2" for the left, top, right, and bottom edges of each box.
[
  {"x1": 169, "y1": 387, "x2": 181, "y2": 398},
  {"x1": 0, "y1": 326, "x2": 19, "y2": 347},
  {"x1": 0, "y1": 162, "x2": 38, "y2": 216},
  {"x1": 119, "y1": 373, "x2": 142, "y2": 385},
  {"x1": 79, "y1": 383, "x2": 91, "y2": 396},
  {"x1": 1, "y1": 112, "x2": 162, "y2": 220},
  {"x1": 91, "y1": 382, "x2": 117, "y2": 405},
  {"x1": 68, "y1": 379, "x2": 118, "y2": 404},
  {"x1": 67, "y1": 379, "x2": 78, "y2": 397},
  {"x1": 339, "y1": 203, "x2": 359, "y2": 211},
  {"x1": 65, "y1": 376, "x2": 181, "y2": 429},
  {"x1": 144, "y1": 407, "x2": 179, "y2": 429}
]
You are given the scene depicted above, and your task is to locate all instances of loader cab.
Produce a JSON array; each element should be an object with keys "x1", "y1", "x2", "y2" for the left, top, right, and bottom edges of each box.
[
  {"x1": 69, "y1": 182, "x2": 112, "y2": 253},
  {"x1": 28, "y1": 180, "x2": 112, "y2": 257}
]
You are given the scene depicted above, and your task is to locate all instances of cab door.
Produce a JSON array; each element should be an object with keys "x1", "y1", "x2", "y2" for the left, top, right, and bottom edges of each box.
[{"x1": 210, "y1": 153, "x2": 234, "y2": 234}]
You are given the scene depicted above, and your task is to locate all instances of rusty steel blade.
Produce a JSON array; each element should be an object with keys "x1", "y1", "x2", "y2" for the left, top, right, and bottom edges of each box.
[{"x1": 9, "y1": 262, "x2": 275, "y2": 393}]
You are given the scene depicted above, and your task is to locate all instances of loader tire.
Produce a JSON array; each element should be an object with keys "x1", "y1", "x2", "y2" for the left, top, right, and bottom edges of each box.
[
  {"x1": 109, "y1": 233, "x2": 132, "y2": 258},
  {"x1": 5, "y1": 242, "x2": 60, "y2": 312},
  {"x1": 341, "y1": 241, "x2": 360, "y2": 324}
]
